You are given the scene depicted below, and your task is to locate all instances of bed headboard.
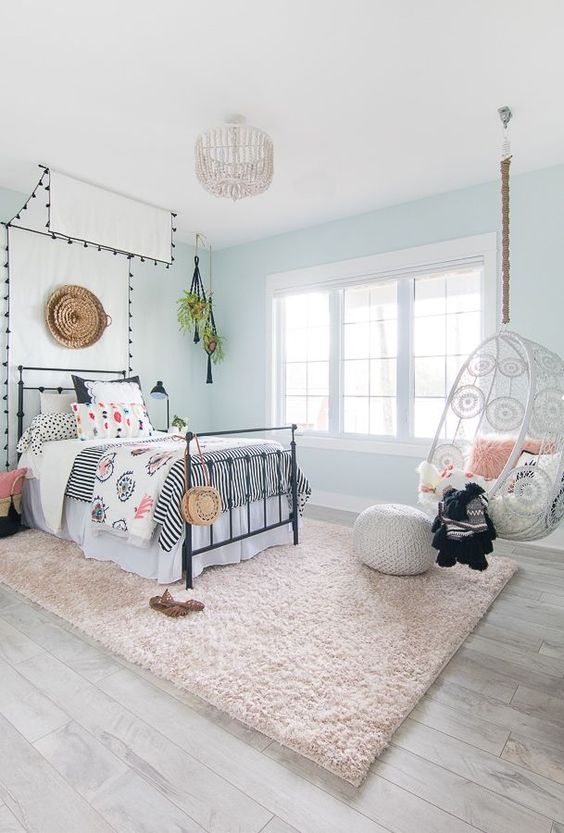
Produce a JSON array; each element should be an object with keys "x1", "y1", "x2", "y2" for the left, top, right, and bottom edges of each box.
[{"x1": 16, "y1": 365, "x2": 127, "y2": 441}]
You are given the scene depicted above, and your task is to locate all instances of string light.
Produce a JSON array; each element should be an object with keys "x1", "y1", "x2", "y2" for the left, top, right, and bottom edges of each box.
[{"x1": 2, "y1": 224, "x2": 8, "y2": 468}]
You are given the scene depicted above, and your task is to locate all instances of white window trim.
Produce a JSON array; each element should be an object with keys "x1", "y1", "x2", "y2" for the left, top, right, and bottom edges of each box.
[{"x1": 265, "y1": 233, "x2": 497, "y2": 456}]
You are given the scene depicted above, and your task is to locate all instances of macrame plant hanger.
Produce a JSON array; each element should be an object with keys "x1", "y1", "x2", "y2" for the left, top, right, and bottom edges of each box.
[
  {"x1": 189, "y1": 233, "x2": 207, "y2": 344},
  {"x1": 203, "y1": 244, "x2": 219, "y2": 384}
]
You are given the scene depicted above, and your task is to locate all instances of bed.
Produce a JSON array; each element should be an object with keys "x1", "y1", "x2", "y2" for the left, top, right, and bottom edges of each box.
[{"x1": 16, "y1": 366, "x2": 311, "y2": 587}]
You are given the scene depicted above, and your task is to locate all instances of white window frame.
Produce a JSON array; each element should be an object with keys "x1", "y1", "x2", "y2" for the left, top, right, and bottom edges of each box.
[{"x1": 265, "y1": 233, "x2": 497, "y2": 456}]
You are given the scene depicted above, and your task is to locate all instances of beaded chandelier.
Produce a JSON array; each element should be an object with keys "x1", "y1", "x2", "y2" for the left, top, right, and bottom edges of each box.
[{"x1": 194, "y1": 115, "x2": 273, "y2": 201}]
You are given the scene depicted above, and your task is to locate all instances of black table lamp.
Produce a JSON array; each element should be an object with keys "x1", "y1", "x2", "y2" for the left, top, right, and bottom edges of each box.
[{"x1": 150, "y1": 380, "x2": 169, "y2": 430}]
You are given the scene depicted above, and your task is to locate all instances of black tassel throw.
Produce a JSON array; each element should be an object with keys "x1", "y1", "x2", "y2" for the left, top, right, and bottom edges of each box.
[{"x1": 431, "y1": 483, "x2": 496, "y2": 571}]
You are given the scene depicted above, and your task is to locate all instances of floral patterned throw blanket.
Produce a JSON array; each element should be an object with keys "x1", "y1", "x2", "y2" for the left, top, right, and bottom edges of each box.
[{"x1": 91, "y1": 438, "x2": 184, "y2": 547}]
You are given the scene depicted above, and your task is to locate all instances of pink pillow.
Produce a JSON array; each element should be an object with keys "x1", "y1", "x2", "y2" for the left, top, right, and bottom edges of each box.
[
  {"x1": 468, "y1": 436, "x2": 516, "y2": 480},
  {"x1": 469, "y1": 434, "x2": 557, "y2": 481},
  {"x1": 0, "y1": 468, "x2": 27, "y2": 499},
  {"x1": 523, "y1": 437, "x2": 556, "y2": 455}
]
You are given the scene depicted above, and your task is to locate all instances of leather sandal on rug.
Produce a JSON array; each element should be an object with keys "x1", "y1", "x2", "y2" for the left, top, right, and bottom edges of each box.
[{"x1": 149, "y1": 588, "x2": 205, "y2": 617}]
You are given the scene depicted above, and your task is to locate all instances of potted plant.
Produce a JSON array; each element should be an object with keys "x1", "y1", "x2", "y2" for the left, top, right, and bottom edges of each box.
[
  {"x1": 171, "y1": 415, "x2": 188, "y2": 432},
  {"x1": 203, "y1": 325, "x2": 225, "y2": 364},
  {"x1": 177, "y1": 291, "x2": 209, "y2": 335}
]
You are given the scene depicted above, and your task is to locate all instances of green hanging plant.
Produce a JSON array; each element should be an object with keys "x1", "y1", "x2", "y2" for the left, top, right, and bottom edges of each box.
[
  {"x1": 177, "y1": 291, "x2": 209, "y2": 334},
  {"x1": 203, "y1": 325, "x2": 225, "y2": 365}
]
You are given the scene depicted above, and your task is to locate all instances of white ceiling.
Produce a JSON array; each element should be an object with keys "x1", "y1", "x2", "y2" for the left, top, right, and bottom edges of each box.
[{"x1": 0, "y1": 0, "x2": 562, "y2": 249}]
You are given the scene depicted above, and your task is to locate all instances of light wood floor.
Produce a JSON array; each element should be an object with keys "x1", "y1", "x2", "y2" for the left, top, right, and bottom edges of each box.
[{"x1": 1, "y1": 507, "x2": 564, "y2": 833}]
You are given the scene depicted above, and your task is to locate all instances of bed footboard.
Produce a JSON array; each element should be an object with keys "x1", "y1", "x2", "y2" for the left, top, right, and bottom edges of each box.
[{"x1": 182, "y1": 425, "x2": 299, "y2": 589}]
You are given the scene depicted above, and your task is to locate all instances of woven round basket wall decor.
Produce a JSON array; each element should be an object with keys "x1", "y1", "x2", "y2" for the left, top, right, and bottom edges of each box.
[{"x1": 45, "y1": 285, "x2": 111, "y2": 349}]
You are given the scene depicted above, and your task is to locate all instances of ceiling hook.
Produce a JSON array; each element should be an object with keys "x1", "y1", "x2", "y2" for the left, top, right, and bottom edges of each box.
[
  {"x1": 498, "y1": 106, "x2": 512, "y2": 130},
  {"x1": 194, "y1": 231, "x2": 208, "y2": 258}
]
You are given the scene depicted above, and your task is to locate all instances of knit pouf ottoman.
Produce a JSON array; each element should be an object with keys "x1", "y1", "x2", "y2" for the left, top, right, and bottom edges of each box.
[{"x1": 353, "y1": 503, "x2": 436, "y2": 575}]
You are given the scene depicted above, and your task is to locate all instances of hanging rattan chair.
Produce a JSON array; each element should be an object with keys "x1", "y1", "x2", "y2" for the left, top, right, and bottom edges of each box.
[
  {"x1": 425, "y1": 108, "x2": 564, "y2": 542},
  {"x1": 428, "y1": 331, "x2": 564, "y2": 540}
]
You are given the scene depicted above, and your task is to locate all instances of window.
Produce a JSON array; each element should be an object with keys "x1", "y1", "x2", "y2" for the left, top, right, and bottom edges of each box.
[
  {"x1": 282, "y1": 292, "x2": 330, "y2": 431},
  {"x1": 342, "y1": 281, "x2": 398, "y2": 436},
  {"x1": 269, "y1": 236, "x2": 495, "y2": 446},
  {"x1": 412, "y1": 268, "x2": 482, "y2": 438}
]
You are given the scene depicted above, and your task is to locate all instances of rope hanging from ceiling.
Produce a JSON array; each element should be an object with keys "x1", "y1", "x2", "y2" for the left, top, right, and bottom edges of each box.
[{"x1": 500, "y1": 119, "x2": 512, "y2": 325}]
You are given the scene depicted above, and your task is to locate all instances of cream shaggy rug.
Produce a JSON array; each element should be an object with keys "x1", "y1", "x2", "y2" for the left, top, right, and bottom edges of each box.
[{"x1": 0, "y1": 520, "x2": 516, "y2": 785}]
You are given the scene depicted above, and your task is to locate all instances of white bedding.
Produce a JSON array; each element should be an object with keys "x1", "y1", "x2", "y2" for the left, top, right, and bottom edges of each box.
[{"x1": 21, "y1": 435, "x2": 120, "y2": 533}]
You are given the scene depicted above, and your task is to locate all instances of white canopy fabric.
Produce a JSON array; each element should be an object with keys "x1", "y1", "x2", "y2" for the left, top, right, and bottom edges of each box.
[
  {"x1": 48, "y1": 170, "x2": 173, "y2": 263},
  {"x1": 7, "y1": 225, "x2": 129, "y2": 462}
]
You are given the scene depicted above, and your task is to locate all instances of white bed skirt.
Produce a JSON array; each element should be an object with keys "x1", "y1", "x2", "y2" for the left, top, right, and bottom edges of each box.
[{"x1": 22, "y1": 480, "x2": 293, "y2": 584}]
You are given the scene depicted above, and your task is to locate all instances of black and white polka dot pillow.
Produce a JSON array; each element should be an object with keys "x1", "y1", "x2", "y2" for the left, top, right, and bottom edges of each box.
[{"x1": 17, "y1": 413, "x2": 78, "y2": 456}]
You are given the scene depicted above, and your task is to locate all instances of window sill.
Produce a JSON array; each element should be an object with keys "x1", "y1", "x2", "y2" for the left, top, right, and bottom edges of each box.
[{"x1": 294, "y1": 433, "x2": 431, "y2": 458}]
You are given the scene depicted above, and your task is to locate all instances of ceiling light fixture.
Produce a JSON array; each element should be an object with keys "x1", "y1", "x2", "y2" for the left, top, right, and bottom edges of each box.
[{"x1": 194, "y1": 114, "x2": 273, "y2": 201}]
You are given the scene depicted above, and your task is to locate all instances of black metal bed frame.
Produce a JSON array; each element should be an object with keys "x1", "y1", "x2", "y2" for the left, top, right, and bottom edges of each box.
[
  {"x1": 16, "y1": 365, "x2": 127, "y2": 443},
  {"x1": 16, "y1": 367, "x2": 300, "y2": 590},
  {"x1": 183, "y1": 425, "x2": 299, "y2": 589}
]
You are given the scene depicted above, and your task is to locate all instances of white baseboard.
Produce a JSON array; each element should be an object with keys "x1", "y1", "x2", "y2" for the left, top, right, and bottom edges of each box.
[
  {"x1": 513, "y1": 525, "x2": 564, "y2": 553},
  {"x1": 309, "y1": 490, "x2": 413, "y2": 515}
]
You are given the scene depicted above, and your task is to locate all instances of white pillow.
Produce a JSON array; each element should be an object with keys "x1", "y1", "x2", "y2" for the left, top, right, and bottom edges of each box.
[
  {"x1": 85, "y1": 380, "x2": 144, "y2": 406},
  {"x1": 71, "y1": 402, "x2": 154, "y2": 441},
  {"x1": 517, "y1": 450, "x2": 561, "y2": 481},
  {"x1": 72, "y1": 374, "x2": 145, "y2": 406},
  {"x1": 40, "y1": 392, "x2": 76, "y2": 414}
]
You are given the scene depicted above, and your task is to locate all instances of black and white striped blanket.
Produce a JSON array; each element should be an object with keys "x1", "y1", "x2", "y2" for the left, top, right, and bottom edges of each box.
[{"x1": 65, "y1": 436, "x2": 311, "y2": 552}]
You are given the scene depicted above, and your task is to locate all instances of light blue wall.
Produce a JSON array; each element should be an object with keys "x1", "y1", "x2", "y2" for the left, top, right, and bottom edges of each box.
[
  {"x1": 0, "y1": 184, "x2": 208, "y2": 435},
  {"x1": 3, "y1": 164, "x2": 563, "y2": 505},
  {"x1": 132, "y1": 243, "x2": 210, "y2": 429},
  {"x1": 207, "y1": 163, "x2": 564, "y2": 505}
]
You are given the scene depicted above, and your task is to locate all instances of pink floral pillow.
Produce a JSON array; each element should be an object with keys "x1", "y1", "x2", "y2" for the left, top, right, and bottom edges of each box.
[{"x1": 72, "y1": 402, "x2": 153, "y2": 441}]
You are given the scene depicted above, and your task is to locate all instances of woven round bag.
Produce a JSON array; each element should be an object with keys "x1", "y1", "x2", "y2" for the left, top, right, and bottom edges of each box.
[
  {"x1": 181, "y1": 435, "x2": 221, "y2": 526},
  {"x1": 45, "y1": 285, "x2": 111, "y2": 349},
  {"x1": 181, "y1": 487, "x2": 221, "y2": 526}
]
